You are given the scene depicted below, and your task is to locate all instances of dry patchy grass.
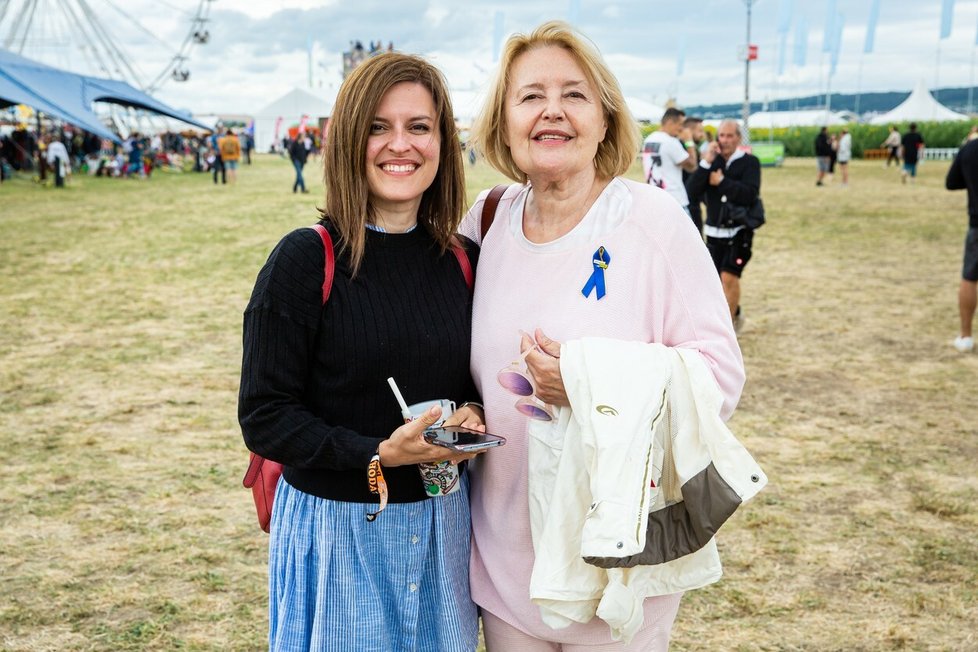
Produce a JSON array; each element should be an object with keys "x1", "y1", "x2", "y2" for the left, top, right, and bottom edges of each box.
[{"x1": 1, "y1": 154, "x2": 975, "y2": 651}]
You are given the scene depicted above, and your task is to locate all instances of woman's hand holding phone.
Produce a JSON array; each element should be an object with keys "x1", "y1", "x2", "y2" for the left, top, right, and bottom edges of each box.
[
  {"x1": 377, "y1": 406, "x2": 478, "y2": 467},
  {"x1": 442, "y1": 402, "x2": 486, "y2": 432}
]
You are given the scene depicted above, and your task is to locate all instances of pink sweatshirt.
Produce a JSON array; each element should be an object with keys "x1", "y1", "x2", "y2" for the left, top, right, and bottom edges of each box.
[{"x1": 458, "y1": 178, "x2": 745, "y2": 644}]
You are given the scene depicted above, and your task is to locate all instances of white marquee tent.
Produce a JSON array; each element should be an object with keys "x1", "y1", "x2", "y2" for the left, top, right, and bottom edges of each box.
[
  {"x1": 625, "y1": 97, "x2": 666, "y2": 123},
  {"x1": 450, "y1": 88, "x2": 488, "y2": 126},
  {"x1": 747, "y1": 109, "x2": 854, "y2": 128},
  {"x1": 253, "y1": 87, "x2": 334, "y2": 152},
  {"x1": 870, "y1": 80, "x2": 969, "y2": 125}
]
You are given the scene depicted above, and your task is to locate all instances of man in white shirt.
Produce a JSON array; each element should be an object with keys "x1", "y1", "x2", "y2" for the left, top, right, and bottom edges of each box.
[
  {"x1": 44, "y1": 134, "x2": 70, "y2": 188},
  {"x1": 882, "y1": 126, "x2": 901, "y2": 167},
  {"x1": 836, "y1": 128, "x2": 852, "y2": 187},
  {"x1": 644, "y1": 108, "x2": 698, "y2": 222}
]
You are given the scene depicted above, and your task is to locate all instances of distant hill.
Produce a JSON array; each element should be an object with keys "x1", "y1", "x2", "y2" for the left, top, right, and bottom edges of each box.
[{"x1": 684, "y1": 86, "x2": 977, "y2": 118}]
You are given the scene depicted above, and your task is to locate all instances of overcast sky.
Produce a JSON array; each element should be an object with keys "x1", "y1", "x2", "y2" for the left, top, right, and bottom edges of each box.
[{"x1": 6, "y1": 0, "x2": 978, "y2": 115}]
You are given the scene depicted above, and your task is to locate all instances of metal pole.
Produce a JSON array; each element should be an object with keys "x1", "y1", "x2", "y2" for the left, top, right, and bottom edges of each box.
[
  {"x1": 742, "y1": 0, "x2": 754, "y2": 144},
  {"x1": 36, "y1": 109, "x2": 45, "y2": 181},
  {"x1": 969, "y1": 46, "x2": 976, "y2": 114}
]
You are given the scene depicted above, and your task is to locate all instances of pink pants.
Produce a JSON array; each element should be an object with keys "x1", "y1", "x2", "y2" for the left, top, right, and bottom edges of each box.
[{"x1": 482, "y1": 593, "x2": 682, "y2": 651}]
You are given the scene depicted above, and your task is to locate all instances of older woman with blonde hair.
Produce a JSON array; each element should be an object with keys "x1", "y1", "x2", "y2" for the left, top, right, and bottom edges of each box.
[
  {"x1": 459, "y1": 21, "x2": 748, "y2": 650},
  {"x1": 239, "y1": 52, "x2": 485, "y2": 651}
]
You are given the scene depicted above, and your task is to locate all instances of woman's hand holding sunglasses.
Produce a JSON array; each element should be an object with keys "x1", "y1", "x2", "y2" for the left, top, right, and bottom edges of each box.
[
  {"x1": 496, "y1": 330, "x2": 566, "y2": 421},
  {"x1": 522, "y1": 329, "x2": 568, "y2": 407}
]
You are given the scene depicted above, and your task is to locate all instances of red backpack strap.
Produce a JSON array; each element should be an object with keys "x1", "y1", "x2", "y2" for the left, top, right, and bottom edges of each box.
[
  {"x1": 309, "y1": 224, "x2": 335, "y2": 304},
  {"x1": 450, "y1": 237, "x2": 474, "y2": 291},
  {"x1": 480, "y1": 184, "x2": 509, "y2": 241}
]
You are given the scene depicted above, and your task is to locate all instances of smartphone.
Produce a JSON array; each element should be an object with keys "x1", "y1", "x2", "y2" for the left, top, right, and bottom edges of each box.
[{"x1": 423, "y1": 425, "x2": 506, "y2": 452}]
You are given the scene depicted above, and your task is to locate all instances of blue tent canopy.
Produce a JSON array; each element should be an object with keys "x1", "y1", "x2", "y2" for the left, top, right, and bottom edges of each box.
[{"x1": 0, "y1": 48, "x2": 211, "y2": 143}]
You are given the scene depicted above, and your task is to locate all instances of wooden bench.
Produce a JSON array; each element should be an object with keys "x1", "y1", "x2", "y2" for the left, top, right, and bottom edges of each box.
[{"x1": 862, "y1": 148, "x2": 888, "y2": 159}]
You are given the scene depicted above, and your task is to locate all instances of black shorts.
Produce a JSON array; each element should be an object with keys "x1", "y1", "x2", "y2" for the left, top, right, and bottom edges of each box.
[
  {"x1": 964, "y1": 227, "x2": 978, "y2": 282},
  {"x1": 707, "y1": 228, "x2": 753, "y2": 277}
]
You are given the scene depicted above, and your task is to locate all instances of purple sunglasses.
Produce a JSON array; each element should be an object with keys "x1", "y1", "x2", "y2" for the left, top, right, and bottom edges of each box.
[{"x1": 496, "y1": 342, "x2": 554, "y2": 421}]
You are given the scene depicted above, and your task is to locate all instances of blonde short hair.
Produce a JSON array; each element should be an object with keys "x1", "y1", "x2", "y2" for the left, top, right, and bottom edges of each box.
[
  {"x1": 320, "y1": 53, "x2": 464, "y2": 274},
  {"x1": 472, "y1": 21, "x2": 640, "y2": 183}
]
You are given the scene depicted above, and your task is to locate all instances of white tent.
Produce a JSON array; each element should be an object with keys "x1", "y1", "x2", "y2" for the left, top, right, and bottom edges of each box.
[
  {"x1": 870, "y1": 80, "x2": 969, "y2": 125},
  {"x1": 450, "y1": 87, "x2": 489, "y2": 126},
  {"x1": 625, "y1": 97, "x2": 666, "y2": 123},
  {"x1": 253, "y1": 88, "x2": 334, "y2": 152},
  {"x1": 748, "y1": 109, "x2": 853, "y2": 128}
]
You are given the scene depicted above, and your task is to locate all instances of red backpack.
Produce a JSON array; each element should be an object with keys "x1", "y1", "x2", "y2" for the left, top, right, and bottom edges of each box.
[{"x1": 242, "y1": 224, "x2": 474, "y2": 532}]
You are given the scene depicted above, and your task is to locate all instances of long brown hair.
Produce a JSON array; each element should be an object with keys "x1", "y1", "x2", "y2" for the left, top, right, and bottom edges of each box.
[
  {"x1": 319, "y1": 53, "x2": 465, "y2": 274},
  {"x1": 472, "y1": 21, "x2": 639, "y2": 184}
]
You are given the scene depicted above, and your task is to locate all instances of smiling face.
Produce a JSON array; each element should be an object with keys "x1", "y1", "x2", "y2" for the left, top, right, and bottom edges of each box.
[
  {"x1": 503, "y1": 46, "x2": 607, "y2": 184},
  {"x1": 365, "y1": 81, "x2": 441, "y2": 222}
]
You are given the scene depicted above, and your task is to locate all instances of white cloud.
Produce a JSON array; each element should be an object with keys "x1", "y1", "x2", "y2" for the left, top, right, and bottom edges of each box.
[{"x1": 4, "y1": 0, "x2": 978, "y2": 115}]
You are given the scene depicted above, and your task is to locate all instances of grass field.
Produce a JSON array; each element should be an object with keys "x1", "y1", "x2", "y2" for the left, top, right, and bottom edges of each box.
[{"x1": 1, "y1": 153, "x2": 976, "y2": 651}]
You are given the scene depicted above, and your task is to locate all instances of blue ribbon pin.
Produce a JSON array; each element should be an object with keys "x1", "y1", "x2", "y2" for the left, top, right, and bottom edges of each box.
[{"x1": 581, "y1": 246, "x2": 611, "y2": 300}]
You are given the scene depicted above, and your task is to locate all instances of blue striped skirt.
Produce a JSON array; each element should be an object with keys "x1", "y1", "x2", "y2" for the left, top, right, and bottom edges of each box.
[{"x1": 268, "y1": 473, "x2": 478, "y2": 652}]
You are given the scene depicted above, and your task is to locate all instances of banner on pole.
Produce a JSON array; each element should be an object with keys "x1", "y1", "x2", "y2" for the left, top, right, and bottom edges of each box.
[
  {"x1": 941, "y1": 0, "x2": 955, "y2": 40},
  {"x1": 676, "y1": 35, "x2": 687, "y2": 76},
  {"x1": 864, "y1": 0, "x2": 880, "y2": 54},
  {"x1": 830, "y1": 13, "x2": 844, "y2": 76},
  {"x1": 822, "y1": 0, "x2": 837, "y2": 53},
  {"x1": 493, "y1": 11, "x2": 505, "y2": 62},
  {"x1": 794, "y1": 16, "x2": 808, "y2": 68},
  {"x1": 777, "y1": 0, "x2": 793, "y2": 35}
]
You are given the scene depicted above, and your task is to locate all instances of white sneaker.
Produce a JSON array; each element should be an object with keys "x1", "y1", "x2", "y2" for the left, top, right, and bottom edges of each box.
[
  {"x1": 953, "y1": 336, "x2": 974, "y2": 352},
  {"x1": 733, "y1": 310, "x2": 745, "y2": 334}
]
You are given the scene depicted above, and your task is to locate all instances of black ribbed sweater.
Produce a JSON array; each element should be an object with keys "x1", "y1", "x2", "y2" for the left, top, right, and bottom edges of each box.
[{"x1": 238, "y1": 223, "x2": 479, "y2": 503}]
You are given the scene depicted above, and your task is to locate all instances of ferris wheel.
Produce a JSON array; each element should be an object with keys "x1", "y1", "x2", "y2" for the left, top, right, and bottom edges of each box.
[{"x1": 0, "y1": 0, "x2": 215, "y2": 93}]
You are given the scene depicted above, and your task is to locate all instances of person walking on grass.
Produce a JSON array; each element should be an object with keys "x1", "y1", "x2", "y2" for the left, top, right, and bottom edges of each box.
[
  {"x1": 288, "y1": 136, "x2": 309, "y2": 193},
  {"x1": 900, "y1": 123, "x2": 924, "y2": 184},
  {"x1": 882, "y1": 126, "x2": 901, "y2": 167},
  {"x1": 209, "y1": 130, "x2": 225, "y2": 184},
  {"x1": 945, "y1": 138, "x2": 978, "y2": 353},
  {"x1": 218, "y1": 128, "x2": 241, "y2": 185},
  {"x1": 836, "y1": 128, "x2": 852, "y2": 187},
  {"x1": 814, "y1": 126, "x2": 832, "y2": 186},
  {"x1": 44, "y1": 133, "x2": 70, "y2": 188}
]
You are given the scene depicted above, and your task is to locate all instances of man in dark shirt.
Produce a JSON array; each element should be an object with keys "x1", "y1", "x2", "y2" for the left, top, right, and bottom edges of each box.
[
  {"x1": 814, "y1": 126, "x2": 833, "y2": 186},
  {"x1": 686, "y1": 119, "x2": 761, "y2": 332},
  {"x1": 288, "y1": 137, "x2": 310, "y2": 193},
  {"x1": 682, "y1": 115, "x2": 707, "y2": 234},
  {"x1": 901, "y1": 123, "x2": 925, "y2": 184},
  {"x1": 945, "y1": 139, "x2": 978, "y2": 352}
]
